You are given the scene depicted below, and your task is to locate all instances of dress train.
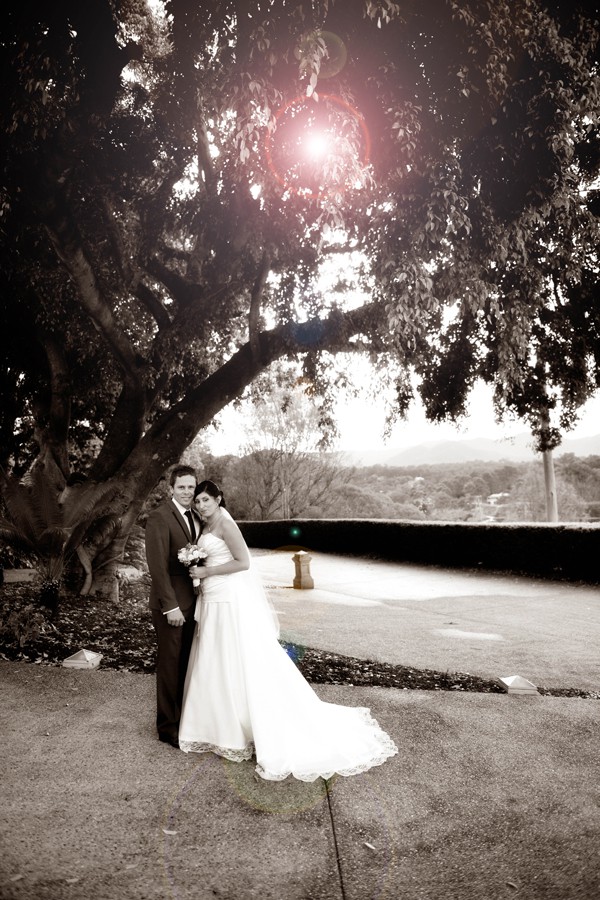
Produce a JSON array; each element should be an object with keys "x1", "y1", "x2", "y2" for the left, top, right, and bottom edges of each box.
[{"x1": 178, "y1": 534, "x2": 398, "y2": 781}]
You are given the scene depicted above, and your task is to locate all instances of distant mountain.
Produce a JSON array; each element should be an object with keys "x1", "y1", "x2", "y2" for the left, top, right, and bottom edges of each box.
[{"x1": 340, "y1": 433, "x2": 600, "y2": 467}]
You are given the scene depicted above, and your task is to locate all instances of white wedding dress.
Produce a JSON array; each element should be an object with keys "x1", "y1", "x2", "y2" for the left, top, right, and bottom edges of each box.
[{"x1": 178, "y1": 532, "x2": 398, "y2": 781}]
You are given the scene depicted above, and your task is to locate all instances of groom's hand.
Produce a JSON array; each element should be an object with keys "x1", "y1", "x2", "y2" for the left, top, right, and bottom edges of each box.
[{"x1": 166, "y1": 608, "x2": 185, "y2": 627}]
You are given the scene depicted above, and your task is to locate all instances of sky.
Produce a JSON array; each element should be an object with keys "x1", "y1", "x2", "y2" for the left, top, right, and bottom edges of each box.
[
  {"x1": 205, "y1": 378, "x2": 600, "y2": 456},
  {"x1": 332, "y1": 382, "x2": 600, "y2": 451}
]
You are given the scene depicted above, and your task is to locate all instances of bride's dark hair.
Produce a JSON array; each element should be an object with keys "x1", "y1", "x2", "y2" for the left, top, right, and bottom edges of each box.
[{"x1": 194, "y1": 479, "x2": 227, "y2": 509}]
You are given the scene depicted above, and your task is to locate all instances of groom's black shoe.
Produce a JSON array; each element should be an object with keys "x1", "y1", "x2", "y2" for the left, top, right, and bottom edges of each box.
[{"x1": 159, "y1": 734, "x2": 179, "y2": 748}]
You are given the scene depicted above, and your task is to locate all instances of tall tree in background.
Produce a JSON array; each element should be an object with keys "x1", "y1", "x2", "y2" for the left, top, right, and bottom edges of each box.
[
  {"x1": 1, "y1": 1, "x2": 598, "y2": 594},
  {"x1": 226, "y1": 372, "x2": 345, "y2": 519},
  {"x1": 501, "y1": 461, "x2": 588, "y2": 522}
]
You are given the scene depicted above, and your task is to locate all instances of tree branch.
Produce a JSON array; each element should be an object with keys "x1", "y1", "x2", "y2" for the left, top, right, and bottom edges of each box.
[
  {"x1": 135, "y1": 282, "x2": 172, "y2": 330},
  {"x1": 37, "y1": 182, "x2": 142, "y2": 382},
  {"x1": 249, "y1": 248, "x2": 271, "y2": 359},
  {"x1": 67, "y1": 3, "x2": 142, "y2": 120},
  {"x1": 101, "y1": 196, "x2": 136, "y2": 288},
  {"x1": 30, "y1": 331, "x2": 72, "y2": 478},
  {"x1": 42, "y1": 332, "x2": 71, "y2": 475},
  {"x1": 120, "y1": 301, "x2": 380, "y2": 488},
  {"x1": 77, "y1": 545, "x2": 94, "y2": 595},
  {"x1": 145, "y1": 257, "x2": 204, "y2": 307},
  {"x1": 197, "y1": 119, "x2": 216, "y2": 194}
]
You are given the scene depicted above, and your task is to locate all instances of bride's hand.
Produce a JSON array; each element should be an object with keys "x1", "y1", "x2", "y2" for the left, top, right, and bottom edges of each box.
[{"x1": 189, "y1": 565, "x2": 208, "y2": 579}]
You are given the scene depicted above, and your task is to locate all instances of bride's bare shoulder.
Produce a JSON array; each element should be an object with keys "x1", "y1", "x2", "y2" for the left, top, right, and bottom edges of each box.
[{"x1": 220, "y1": 514, "x2": 241, "y2": 537}]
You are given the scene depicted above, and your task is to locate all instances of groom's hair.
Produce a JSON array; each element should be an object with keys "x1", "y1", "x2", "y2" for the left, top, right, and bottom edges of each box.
[{"x1": 169, "y1": 464, "x2": 197, "y2": 486}]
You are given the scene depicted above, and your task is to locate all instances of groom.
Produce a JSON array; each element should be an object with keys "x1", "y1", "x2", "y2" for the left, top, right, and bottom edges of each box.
[{"x1": 145, "y1": 465, "x2": 200, "y2": 747}]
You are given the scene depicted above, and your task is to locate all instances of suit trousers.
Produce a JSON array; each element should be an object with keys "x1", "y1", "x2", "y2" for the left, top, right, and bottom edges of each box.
[{"x1": 151, "y1": 606, "x2": 196, "y2": 741}]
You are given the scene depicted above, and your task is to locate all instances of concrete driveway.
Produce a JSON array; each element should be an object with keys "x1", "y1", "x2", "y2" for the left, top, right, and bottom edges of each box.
[{"x1": 255, "y1": 550, "x2": 600, "y2": 691}]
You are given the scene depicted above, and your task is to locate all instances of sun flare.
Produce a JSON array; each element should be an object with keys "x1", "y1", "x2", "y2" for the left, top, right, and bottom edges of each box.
[{"x1": 304, "y1": 132, "x2": 329, "y2": 159}]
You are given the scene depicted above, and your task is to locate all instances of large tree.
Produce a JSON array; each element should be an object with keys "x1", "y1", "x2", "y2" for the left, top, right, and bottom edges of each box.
[{"x1": 1, "y1": 0, "x2": 598, "y2": 594}]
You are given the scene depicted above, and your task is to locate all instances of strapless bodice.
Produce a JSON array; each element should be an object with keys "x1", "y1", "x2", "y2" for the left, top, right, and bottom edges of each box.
[{"x1": 198, "y1": 532, "x2": 234, "y2": 567}]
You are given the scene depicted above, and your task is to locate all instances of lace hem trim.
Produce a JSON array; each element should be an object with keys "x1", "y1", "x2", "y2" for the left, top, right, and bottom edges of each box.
[
  {"x1": 179, "y1": 740, "x2": 255, "y2": 762},
  {"x1": 178, "y1": 708, "x2": 398, "y2": 782}
]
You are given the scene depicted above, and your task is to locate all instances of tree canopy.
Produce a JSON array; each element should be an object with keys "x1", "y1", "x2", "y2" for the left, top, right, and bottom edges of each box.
[{"x1": 1, "y1": 0, "x2": 599, "y2": 590}]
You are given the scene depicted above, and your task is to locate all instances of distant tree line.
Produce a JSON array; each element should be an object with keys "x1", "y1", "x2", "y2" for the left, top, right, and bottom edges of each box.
[{"x1": 188, "y1": 451, "x2": 600, "y2": 524}]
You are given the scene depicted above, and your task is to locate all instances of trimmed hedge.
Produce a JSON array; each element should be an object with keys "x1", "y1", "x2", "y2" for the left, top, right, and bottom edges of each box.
[{"x1": 239, "y1": 519, "x2": 600, "y2": 584}]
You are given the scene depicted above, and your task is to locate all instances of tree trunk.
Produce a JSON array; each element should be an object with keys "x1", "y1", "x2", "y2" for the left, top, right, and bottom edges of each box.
[
  {"x1": 89, "y1": 533, "x2": 130, "y2": 602},
  {"x1": 539, "y1": 407, "x2": 558, "y2": 522},
  {"x1": 77, "y1": 546, "x2": 94, "y2": 596},
  {"x1": 542, "y1": 449, "x2": 558, "y2": 522},
  {"x1": 83, "y1": 464, "x2": 156, "y2": 600}
]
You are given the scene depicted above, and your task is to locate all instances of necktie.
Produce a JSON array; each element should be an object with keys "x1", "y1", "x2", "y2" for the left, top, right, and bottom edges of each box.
[{"x1": 185, "y1": 510, "x2": 196, "y2": 541}]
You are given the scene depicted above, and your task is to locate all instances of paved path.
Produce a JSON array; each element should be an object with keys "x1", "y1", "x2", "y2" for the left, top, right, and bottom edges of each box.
[{"x1": 1, "y1": 554, "x2": 599, "y2": 900}]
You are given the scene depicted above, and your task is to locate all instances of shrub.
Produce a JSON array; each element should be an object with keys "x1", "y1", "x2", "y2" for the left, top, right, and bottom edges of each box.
[{"x1": 0, "y1": 600, "x2": 51, "y2": 648}]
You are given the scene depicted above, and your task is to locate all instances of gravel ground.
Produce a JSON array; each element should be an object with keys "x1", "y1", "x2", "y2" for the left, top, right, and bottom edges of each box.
[
  {"x1": 1, "y1": 660, "x2": 599, "y2": 900},
  {"x1": 2, "y1": 576, "x2": 600, "y2": 900}
]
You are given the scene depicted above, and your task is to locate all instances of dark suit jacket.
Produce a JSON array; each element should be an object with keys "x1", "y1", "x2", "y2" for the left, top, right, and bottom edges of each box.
[{"x1": 145, "y1": 500, "x2": 198, "y2": 614}]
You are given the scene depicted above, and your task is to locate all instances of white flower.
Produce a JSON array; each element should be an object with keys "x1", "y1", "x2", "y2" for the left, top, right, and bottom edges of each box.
[{"x1": 177, "y1": 544, "x2": 208, "y2": 566}]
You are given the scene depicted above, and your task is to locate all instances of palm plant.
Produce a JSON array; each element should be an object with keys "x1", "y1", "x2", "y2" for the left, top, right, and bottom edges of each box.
[{"x1": 0, "y1": 466, "x2": 119, "y2": 612}]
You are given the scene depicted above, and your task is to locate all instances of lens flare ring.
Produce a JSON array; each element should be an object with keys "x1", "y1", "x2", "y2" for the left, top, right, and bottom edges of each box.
[
  {"x1": 265, "y1": 93, "x2": 371, "y2": 200},
  {"x1": 162, "y1": 758, "x2": 396, "y2": 898}
]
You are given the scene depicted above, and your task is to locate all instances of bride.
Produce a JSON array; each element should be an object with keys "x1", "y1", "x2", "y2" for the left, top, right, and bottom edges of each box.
[{"x1": 178, "y1": 480, "x2": 398, "y2": 781}]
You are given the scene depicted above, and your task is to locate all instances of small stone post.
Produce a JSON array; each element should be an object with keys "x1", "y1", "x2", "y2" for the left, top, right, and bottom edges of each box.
[{"x1": 292, "y1": 550, "x2": 314, "y2": 589}]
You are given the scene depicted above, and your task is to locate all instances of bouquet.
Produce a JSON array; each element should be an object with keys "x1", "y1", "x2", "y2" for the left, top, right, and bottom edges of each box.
[{"x1": 178, "y1": 543, "x2": 208, "y2": 594}]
